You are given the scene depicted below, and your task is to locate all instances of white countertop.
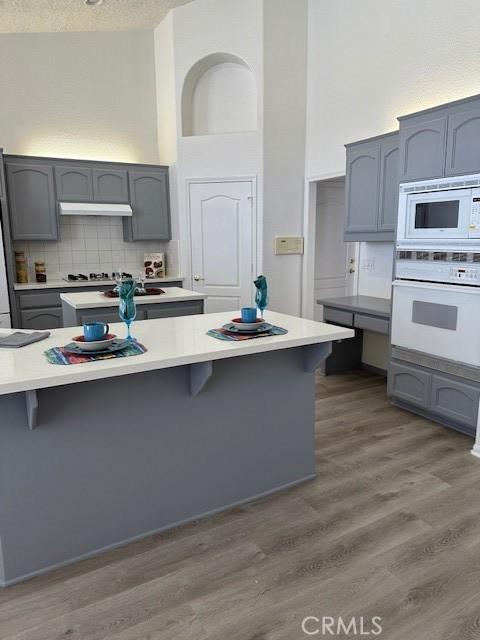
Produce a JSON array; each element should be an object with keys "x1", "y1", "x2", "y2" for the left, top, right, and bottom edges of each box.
[
  {"x1": 0, "y1": 311, "x2": 354, "y2": 395},
  {"x1": 61, "y1": 287, "x2": 205, "y2": 309},
  {"x1": 14, "y1": 276, "x2": 184, "y2": 291}
]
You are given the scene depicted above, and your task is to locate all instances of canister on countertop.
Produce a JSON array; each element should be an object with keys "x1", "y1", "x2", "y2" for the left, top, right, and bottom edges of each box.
[
  {"x1": 15, "y1": 251, "x2": 28, "y2": 283},
  {"x1": 35, "y1": 261, "x2": 47, "y2": 283}
]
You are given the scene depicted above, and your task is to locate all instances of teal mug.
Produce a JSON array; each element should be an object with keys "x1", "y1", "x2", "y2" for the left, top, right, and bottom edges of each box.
[{"x1": 83, "y1": 321, "x2": 109, "y2": 342}]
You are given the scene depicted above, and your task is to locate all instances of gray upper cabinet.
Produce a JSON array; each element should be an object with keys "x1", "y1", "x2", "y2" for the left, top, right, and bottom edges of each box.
[
  {"x1": 55, "y1": 165, "x2": 93, "y2": 202},
  {"x1": 93, "y1": 169, "x2": 129, "y2": 203},
  {"x1": 345, "y1": 144, "x2": 379, "y2": 234},
  {"x1": 399, "y1": 116, "x2": 447, "y2": 182},
  {"x1": 344, "y1": 131, "x2": 398, "y2": 241},
  {"x1": 124, "y1": 169, "x2": 171, "y2": 241},
  {"x1": 445, "y1": 106, "x2": 480, "y2": 176},
  {"x1": 6, "y1": 162, "x2": 58, "y2": 240},
  {"x1": 378, "y1": 139, "x2": 399, "y2": 232}
]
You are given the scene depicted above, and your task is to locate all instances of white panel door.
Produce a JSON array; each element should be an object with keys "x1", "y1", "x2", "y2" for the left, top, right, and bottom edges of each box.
[
  {"x1": 314, "y1": 181, "x2": 357, "y2": 321},
  {"x1": 189, "y1": 181, "x2": 253, "y2": 313}
]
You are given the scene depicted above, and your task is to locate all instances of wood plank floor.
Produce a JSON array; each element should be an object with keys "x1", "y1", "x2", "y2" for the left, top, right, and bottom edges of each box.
[{"x1": 1, "y1": 370, "x2": 479, "y2": 639}]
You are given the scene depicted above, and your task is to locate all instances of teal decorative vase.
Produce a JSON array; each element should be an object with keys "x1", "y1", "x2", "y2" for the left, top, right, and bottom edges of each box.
[
  {"x1": 116, "y1": 277, "x2": 137, "y2": 341},
  {"x1": 254, "y1": 275, "x2": 268, "y2": 319}
]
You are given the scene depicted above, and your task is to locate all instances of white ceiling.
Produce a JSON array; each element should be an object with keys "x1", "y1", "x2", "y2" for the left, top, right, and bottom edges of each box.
[{"x1": 0, "y1": 0, "x2": 195, "y2": 33}]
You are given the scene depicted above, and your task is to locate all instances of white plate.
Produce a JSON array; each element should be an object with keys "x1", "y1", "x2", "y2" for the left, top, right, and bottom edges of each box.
[
  {"x1": 230, "y1": 319, "x2": 265, "y2": 331},
  {"x1": 72, "y1": 334, "x2": 117, "y2": 352}
]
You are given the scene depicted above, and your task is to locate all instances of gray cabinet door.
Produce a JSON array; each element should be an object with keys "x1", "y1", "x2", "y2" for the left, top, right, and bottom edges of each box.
[
  {"x1": 6, "y1": 163, "x2": 58, "y2": 240},
  {"x1": 378, "y1": 138, "x2": 399, "y2": 232},
  {"x1": 124, "y1": 170, "x2": 171, "y2": 241},
  {"x1": 345, "y1": 145, "x2": 379, "y2": 233},
  {"x1": 55, "y1": 165, "x2": 93, "y2": 202},
  {"x1": 388, "y1": 361, "x2": 431, "y2": 409},
  {"x1": 431, "y1": 374, "x2": 480, "y2": 429},
  {"x1": 20, "y1": 307, "x2": 62, "y2": 330},
  {"x1": 79, "y1": 308, "x2": 146, "y2": 325},
  {"x1": 399, "y1": 117, "x2": 447, "y2": 181},
  {"x1": 93, "y1": 169, "x2": 129, "y2": 203},
  {"x1": 145, "y1": 301, "x2": 203, "y2": 319},
  {"x1": 445, "y1": 107, "x2": 480, "y2": 176}
]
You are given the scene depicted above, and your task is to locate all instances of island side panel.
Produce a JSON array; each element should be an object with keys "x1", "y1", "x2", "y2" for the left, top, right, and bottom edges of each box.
[{"x1": 0, "y1": 346, "x2": 316, "y2": 585}]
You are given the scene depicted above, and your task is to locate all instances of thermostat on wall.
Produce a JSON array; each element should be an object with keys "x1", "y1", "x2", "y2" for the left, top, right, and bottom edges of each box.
[{"x1": 274, "y1": 236, "x2": 304, "y2": 255}]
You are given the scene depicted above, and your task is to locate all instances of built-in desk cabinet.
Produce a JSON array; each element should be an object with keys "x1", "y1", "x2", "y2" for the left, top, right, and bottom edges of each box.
[
  {"x1": 398, "y1": 95, "x2": 480, "y2": 181},
  {"x1": 344, "y1": 131, "x2": 399, "y2": 242}
]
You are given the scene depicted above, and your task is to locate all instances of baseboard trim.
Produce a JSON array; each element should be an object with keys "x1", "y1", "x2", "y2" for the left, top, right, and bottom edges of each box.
[
  {"x1": 471, "y1": 444, "x2": 480, "y2": 459},
  {"x1": 361, "y1": 363, "x2": 387, "y2": 377},
  {"x1": 391, "y1": 398, "x2": 475, "y2": 438},
  {"x1": 0, "y1": 472, "x2": 316, "y2": 587}
]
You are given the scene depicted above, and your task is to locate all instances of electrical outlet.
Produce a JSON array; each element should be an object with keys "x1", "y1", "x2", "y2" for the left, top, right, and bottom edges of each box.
[{"x1": 361, "y1": 258, "x2": 375, "y2": 271}]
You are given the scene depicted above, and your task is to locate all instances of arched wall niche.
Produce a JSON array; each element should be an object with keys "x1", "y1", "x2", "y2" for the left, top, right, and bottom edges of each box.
[{"x1": 181, "y1": 52, "x2": 257, "y2": 137}]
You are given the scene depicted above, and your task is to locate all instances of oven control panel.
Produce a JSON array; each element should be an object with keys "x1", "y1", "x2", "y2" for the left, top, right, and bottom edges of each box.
[
  {"x1": 450, "y1": 266, "x2": 480, "y2": 281},
  {"x1": 396, "y1": 260, "x2": 480, "y2": 284}
]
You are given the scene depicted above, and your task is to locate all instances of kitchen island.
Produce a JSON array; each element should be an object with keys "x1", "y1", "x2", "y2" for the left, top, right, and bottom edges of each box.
[
  {"x1": 61, "y1": 286, "x2": 205, "y2": 327},
  {"x1": 0, "y1": 311, "x2": 353, "y2": 586}
]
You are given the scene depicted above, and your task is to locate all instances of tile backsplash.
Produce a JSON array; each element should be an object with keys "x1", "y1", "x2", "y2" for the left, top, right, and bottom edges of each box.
[{"x1": 14, "y1": 216, "x2": 179, "y2": 282}]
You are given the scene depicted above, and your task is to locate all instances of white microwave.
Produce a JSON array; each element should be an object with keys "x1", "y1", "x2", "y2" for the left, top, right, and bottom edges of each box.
[{"x1": 396, "y1": 174, "x2": 480, "y2": 249}]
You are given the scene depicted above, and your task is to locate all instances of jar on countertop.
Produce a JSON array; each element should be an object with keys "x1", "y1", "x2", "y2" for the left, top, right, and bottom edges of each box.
[
  {"x1": 15, "y1": 251, "x2": 28, "y2": 283},
  {"x1": 35, "y1": 261, "x2": 47, "y2": 283}
]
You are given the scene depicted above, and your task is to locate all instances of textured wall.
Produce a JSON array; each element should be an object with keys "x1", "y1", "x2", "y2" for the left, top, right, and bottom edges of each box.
[
  {"x1": 0, "y1": 31, "x2": 159, "y2": 163},
  {"x1": 263, "y1": 0, "x2": 308, "y2": 315},
  {"x1": 306, "y1": 0, "x2": 480, "y2": 177}
]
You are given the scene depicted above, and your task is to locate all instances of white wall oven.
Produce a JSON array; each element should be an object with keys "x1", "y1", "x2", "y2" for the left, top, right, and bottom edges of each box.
[
  {"x1": 391, "y1": 279, "x2": 480, "y2": 367},
  {"x1": 397, "y1": 173, "x2": 480, "y2": 249},
  {"x1": 393, "y1": 174, "x2": 480, "y2": 368}
]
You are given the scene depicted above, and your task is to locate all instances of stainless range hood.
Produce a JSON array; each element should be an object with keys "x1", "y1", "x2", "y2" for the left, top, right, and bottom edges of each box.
[{"x1": 59, "y1": 202, "x2": 133, "y2": 217}]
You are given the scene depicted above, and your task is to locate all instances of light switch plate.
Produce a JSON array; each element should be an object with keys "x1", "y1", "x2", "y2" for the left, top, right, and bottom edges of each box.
[{"x1": 274, "y1": 236, "x2": 304, "y2": 255}]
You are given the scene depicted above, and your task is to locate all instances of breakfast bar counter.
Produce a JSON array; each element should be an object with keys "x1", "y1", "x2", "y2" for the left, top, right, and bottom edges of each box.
[
  {"x1": 0, "y1": 311, "x2": 353, "y2": 585},
  {"x1": 61, "y1": 286, "x2": 206, "y2": 327}
]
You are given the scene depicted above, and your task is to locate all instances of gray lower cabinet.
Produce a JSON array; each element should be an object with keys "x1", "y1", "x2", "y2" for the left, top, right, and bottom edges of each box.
[
  {"x1": 54, "y1": 165, "x2": 93, "y2": 202},
  {"x1": 6, "y1": 162, "x2": 58, "y2": 240},
  {"x1": 430, "y1": 374, "x2": 480, "y2": 429},
  {"x1": 388, "y1": 361, "x2": 431, "y2": 409},
  {"x1": 79, "y1": 309, "x2": 147, "y2": 325},
  {"x1": 124, "y1": 170, "x2": 171, "y2": 241},
  {"x1": 65, "y1": 300, "x2": 203, "y2": 327},
  {"x1": 389, "y1": 359, "x2": 479, "y2": 436},
  {"x1": 14, "y1": 281, "x2": 184, "y2": 330},
  {"x1": 445, "y1": 106, "x2": 480, "y2": 176},
  {"x1": 20, "y1": 307, "x2": 62, "y2": 330},
  {"x1": 145, "y1": 301, "x2": 203, "y2": 319},
  {"x1": 93, "y1": 169, "x2": 129, "y2": 203},
  {"x1": 344, "y1": 131, "x2": 398, "y2": 241}
]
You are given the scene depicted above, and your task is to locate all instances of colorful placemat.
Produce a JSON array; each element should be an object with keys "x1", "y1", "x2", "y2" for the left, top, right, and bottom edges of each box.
[
  {"x1": 207, "y1": 326, "x2": 288, "y2": 341},
  {"x1": 44, "y1": 341, "x2": 147, "y2": 365}
]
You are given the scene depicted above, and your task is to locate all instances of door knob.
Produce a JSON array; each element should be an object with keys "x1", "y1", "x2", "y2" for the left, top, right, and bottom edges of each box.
[
  {"x1": 193, "y1": 275, "x2": 204, "y2": 282},
  {"x1": 349, "y1": 268, "x2": 355, "y2": 274}
]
